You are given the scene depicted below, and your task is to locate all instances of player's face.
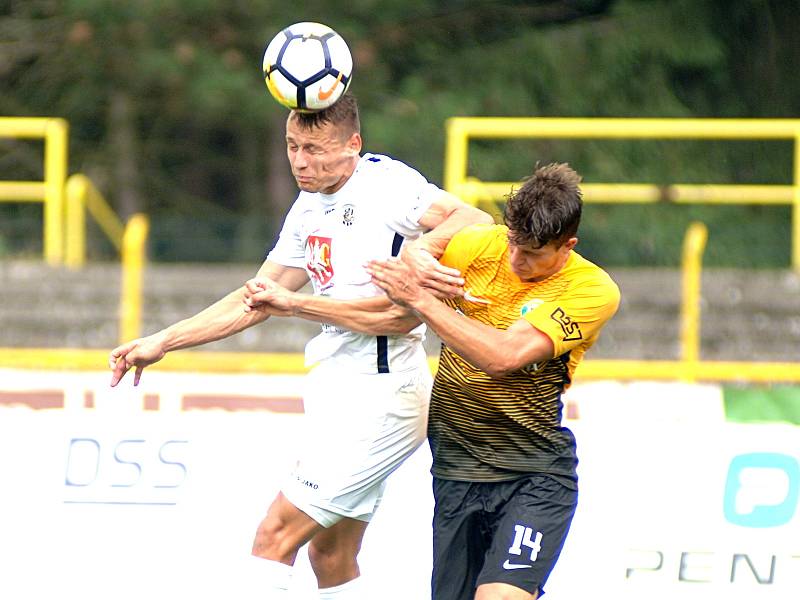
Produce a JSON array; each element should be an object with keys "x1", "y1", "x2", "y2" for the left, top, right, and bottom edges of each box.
[
  {"x1": 285, "y1": 115, "x2": 361, "y2": 194},
  {"x1": 507, "y1": 233, "x2": 577, "y2": 282}
]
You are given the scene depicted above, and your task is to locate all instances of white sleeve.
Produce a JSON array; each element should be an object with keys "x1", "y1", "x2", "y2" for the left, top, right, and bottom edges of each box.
[
  {"x1": 265, "y1": 196, "x2": 307, "y2": 268},
  {"x1": 383, "y1": 160, "x2": 443, "y2": 238}
]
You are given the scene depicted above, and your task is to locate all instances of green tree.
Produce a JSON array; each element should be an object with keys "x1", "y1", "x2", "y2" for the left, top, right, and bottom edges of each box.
[{"x1": 1, "y1": 0, "x2": 798, "y2": 265}]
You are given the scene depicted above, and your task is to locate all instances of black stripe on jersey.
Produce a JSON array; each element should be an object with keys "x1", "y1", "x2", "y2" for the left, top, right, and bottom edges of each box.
[
  {"x1": 428, "y1": 348, "x2": 578, "y2": 482},
  {"x1": 391, "y1": 232, "x2": 404, "y2": 257},
  {"x1": 377, "y1": 336, "x2": 389, "y2": 373},
  {"x1": 559, "y1": 350, "x2": 572, "y2": 386},
  {"x1": 376, "y1": 232, "x2": 405, "y2": 374}
]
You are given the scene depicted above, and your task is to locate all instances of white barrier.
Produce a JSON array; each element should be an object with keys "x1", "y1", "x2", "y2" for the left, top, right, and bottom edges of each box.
[{"x1": 0, "y1": 370, "x2": 797, "y2": 599}]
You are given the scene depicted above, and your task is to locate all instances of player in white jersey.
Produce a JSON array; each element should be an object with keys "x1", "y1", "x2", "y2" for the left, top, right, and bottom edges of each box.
[
  {"x1": 268, "y1": 149, "x2": 442, "y2": 372},
  {"x1": 109, "y1": 93, "x2": 492, "y2": 599}
]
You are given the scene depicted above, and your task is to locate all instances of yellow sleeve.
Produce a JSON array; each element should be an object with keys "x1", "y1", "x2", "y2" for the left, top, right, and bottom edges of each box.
[
  {"x1": 522, "y1": 277, "x2": 620, "y2": 357},
  {"x1": 439, "y1": 223, "x2": 499, "y2": 273}
]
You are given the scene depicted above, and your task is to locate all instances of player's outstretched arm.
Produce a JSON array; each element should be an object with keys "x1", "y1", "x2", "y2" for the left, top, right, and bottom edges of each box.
[
  {"x1": 243, "y1": 277, "x2": 421, "y2": 335},
  {"x1": 109, "y1": 287, "x2": 269, "y2": 387},
  {"x1": 109, "y1": 262, "x2": 309, "y2": 387}
]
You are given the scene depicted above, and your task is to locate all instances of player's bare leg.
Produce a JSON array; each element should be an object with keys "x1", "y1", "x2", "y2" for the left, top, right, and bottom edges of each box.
[
  {"x1": 308, "y1": 517, "x2": 369, "y2": 588},
  {"x1": 250, "y1": 492, "x2": 324, "y2": 596},
  {"x1": 475, "y1": 582, "x2": 539, "y2": 600},
  {"x1": 251, "y1": 492, "x2": 324, "y2": 563}
]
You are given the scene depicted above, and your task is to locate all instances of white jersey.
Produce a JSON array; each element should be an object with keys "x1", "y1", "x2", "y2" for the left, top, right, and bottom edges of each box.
[{"x1": 267, "y1": 153, "x2": 444, "y2": 374}]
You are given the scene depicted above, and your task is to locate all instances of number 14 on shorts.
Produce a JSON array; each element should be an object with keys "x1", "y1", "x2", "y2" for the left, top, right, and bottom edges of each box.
[{"x1": 505, "y1": 524, "x2": 543, "y2": 568}]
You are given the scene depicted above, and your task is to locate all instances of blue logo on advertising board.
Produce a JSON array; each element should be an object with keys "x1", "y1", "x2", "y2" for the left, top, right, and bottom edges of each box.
[
  {"x1": 64, "y1": 436, "x2": 188, "y2": 506},
  {"x1": 723, "y1": 452, "x2": 800, "y2": 528}
]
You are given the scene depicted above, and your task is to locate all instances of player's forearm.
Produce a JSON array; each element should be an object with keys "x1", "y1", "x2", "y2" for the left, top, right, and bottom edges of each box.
[
  {"x1": 293, "y1": 294, "x2": 420, "y2": 335},
  {"x1": 410, "y1": 296, "x2": 547, "y2": 377},
  {"x1": 416, "y1": 203, "x2": 493, "y2": 258},
  {"x1": 160, "y1": 287, "x2": 270, "y2": 352}
]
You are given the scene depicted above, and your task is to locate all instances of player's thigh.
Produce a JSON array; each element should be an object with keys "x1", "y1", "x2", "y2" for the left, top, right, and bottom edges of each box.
[{"x1": 477, "y1": 475, "x2": 577, "y2": 597}]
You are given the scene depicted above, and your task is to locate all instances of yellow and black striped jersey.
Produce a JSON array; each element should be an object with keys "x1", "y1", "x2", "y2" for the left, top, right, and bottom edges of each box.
[{"x1": 430, "y1": 224, "x2": 620, "y2": 485}]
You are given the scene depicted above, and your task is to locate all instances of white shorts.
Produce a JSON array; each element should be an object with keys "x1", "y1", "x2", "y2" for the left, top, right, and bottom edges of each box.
[{"x1": 282, "y1": 360, "x2": 432, "y2": 527}]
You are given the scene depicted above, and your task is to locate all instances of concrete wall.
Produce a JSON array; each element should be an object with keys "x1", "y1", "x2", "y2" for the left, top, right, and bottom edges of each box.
[{"x1": 2, "y1": 260, "x2": 799, "y2": 361}]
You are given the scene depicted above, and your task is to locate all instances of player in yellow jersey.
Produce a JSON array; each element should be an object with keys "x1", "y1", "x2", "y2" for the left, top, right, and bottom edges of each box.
[{"x1": 366, "y1": 162, "x2": 620, "y2": 600}]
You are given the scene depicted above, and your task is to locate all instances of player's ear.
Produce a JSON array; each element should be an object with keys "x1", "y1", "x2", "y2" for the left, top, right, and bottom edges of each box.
[
  {"x1": 564, "y1": 237, "x2": 578, "y2": 251},
  {"x1": 347, "y1": 132, "x2": 362, "y2": 154}
]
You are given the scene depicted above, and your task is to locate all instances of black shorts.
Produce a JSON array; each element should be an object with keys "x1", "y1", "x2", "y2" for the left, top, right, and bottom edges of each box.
[{"x1": 431, "y1": 474, "x2": 578, "y2": 600}]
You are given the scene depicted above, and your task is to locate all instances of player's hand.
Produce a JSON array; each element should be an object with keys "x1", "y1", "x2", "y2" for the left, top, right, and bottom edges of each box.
[
  {"x1": 366, "y1": 257, "x2": 429, "y2": 309},
  {"x1": 243, "y1": 278, "x2": 296, "y2": 317},
  {"x1": 400, "y1": 244, "x2": 464, "y2": 299},
  {"x1": 108, "y1": 334, "x2": 167, "y2": 387}
]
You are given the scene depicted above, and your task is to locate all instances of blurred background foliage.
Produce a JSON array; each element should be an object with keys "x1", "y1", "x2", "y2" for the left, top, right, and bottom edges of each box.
[{"x1": 0, "y1": 0, "x2": 798, "y2": 266}]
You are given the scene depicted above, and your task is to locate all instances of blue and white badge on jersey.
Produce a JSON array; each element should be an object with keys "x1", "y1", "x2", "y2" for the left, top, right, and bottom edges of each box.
[{"x1": 520, "y1": 298, "x2": 544, "y2": 316}]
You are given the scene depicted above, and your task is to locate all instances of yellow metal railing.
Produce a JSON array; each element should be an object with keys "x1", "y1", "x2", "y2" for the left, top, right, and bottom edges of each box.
[
  {"x1": 444, "y1": 117, "x2": 800, "y2": 271},
  {"x1": 64, "y1": 175, "x2": 146, "y2": 343},
  {"x1": 0, "y1": 117, "x2": 68, "y2": 265},
  {"x1": 680, "y1": 222, "x2": 708, "y2": 380},
  {"x1": 65, "y1": 173, "x2": 125, "y2": 268},
  {"x1": 2, "y1": 116, "x2": 149, "y2": 347},
  {"x1": 0, "y1": 119, "x2": 128, "y2": 270},
  {"x1": 119, "y1": 214, "x2": 150, "y2": 342}
]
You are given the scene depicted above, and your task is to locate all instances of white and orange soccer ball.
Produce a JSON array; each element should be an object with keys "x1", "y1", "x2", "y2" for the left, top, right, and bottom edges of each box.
[{"x1": 262, "y1": 22, "x2": 353, "y2": 112}]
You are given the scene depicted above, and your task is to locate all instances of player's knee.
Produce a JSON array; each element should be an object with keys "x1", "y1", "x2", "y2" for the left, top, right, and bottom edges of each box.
[
  {"x1": 251, "y1": 516, "x2": 297, "y2": 563},
  {"x1": 308, "y1": 539, "x2": 358, "y2": 579}
]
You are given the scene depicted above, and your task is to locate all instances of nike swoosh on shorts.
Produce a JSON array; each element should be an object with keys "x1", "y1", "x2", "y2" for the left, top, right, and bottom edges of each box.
[{"x1": 502, "y1": 559, "x2": 532, "y2": 570}]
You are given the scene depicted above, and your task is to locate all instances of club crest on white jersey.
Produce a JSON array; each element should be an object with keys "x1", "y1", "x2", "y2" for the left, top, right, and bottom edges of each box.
[{"x1": 306, "y1": 235, "x2": 333, "y2": 287}]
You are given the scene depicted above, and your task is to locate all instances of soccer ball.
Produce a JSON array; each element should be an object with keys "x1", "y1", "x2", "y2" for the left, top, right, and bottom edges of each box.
[{"x1": 262, "y1": 22, "x2": 353, "y2": 112}]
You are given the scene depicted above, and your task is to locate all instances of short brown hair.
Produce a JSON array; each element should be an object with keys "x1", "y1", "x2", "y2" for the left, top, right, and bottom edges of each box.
[
  {"x1": 290, "y1": 92, "x2": 360, "y2": 137},
  {"x1": 503, "y1": 162, "x2": 583, "y2": 248}
]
